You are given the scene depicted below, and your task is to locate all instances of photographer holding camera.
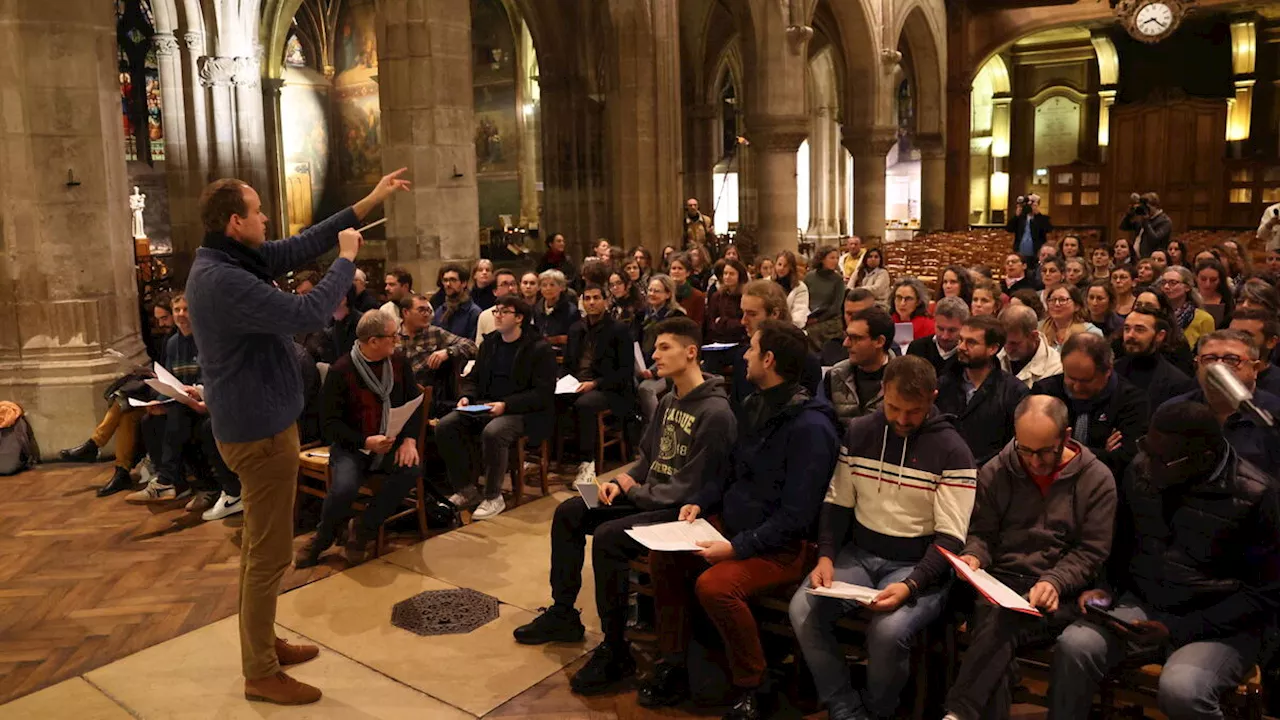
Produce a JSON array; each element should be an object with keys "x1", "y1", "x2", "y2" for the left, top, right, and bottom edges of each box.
[
  {"x1": 1256, "y1": 202, "x2": 1280, "y2": 252},
  {"x1": 1007, "y1": 193, "x2": 1053, "y2": 269},
  {"x1": 1120, "y1": 191, "x2": 1172, "y2": 259}
]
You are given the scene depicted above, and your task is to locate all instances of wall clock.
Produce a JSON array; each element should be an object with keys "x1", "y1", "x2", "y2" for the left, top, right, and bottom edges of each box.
[{"x1": 1114, "y1": 0, "x2": 1192, "y2": 44}]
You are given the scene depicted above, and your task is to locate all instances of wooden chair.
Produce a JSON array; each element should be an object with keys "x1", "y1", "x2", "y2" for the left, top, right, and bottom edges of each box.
[
  {"x1": 1099, "y1": 661, "x2": 1266, "y2": 720},
  {"x1": 295, "y1": 386, "x2": 434, "y2": 558},
  {"x1": 595, "y1": 408, "x2": 628, "y2": 473},
  {"x1": 508, "y1": 436, "x2": 551, "y2": 507}
]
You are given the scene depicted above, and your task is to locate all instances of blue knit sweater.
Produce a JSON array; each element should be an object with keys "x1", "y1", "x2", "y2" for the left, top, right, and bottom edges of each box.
[{"x1": 186, "y1": 208, "x2": 357, "y2": 444}]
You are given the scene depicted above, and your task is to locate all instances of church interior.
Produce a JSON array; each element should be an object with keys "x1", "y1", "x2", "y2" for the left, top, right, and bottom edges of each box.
[{"x1": 5, "y1": 0, "x2": 1280, "y2": 717}]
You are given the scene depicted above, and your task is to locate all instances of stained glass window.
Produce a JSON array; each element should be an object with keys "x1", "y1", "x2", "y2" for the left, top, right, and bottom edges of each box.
[{"x1": 117, "y1": 0, "x2": 163, "y2": 163}]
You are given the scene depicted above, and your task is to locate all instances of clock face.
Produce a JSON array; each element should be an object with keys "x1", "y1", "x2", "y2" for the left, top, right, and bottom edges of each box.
[{"x1": 1136, "y1": 2, "x2": 1175, "y2": 36}]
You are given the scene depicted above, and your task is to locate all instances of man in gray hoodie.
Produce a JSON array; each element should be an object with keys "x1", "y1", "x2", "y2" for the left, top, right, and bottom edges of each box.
[
  {"x1": 186, "y1": 170, "x2": 409, "y2": 706},
  {"x1": 942, "y1": 395, "x2": 1116, "y2": 720},
  {"x1": 511, "y1": 315, "x2": 736, "y2": 697}
]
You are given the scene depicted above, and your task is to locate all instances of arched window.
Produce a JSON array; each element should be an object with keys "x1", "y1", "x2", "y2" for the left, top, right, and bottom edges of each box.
[{"x1": 116, "y1": 0, "x2": 164, "y2": 163}]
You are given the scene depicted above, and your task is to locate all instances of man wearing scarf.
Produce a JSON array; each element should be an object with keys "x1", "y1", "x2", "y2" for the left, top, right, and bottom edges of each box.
[
  {"x1": 298, "y1": 309, "x2": 422, "y2": 569},
  {"x1": 1029, "y1": 332, "x2": 1150, "y2": 481},
  {"x1": 185, "y1": 169, "x2": 409, "y2": 706}
]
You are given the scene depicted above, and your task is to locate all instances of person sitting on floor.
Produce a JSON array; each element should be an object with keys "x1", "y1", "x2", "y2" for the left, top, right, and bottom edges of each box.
[
  {"x1": 434, "y1": 295, "x2": 557, "y2": 520},
  {"x1": 561, "y1": 283, "x2": 636, "y2": 485},
  {"x1": 936, "y1": 315, "x2": 1029, "y2": 466},
  {"x1": 907, "y1": 296, "x2": 968, "y2": 376},
  {"x1": 942, "y1": 395, "x2": 1116, "y2": 720},
  {"x1": 397, "y1": 292, "x2": 476, "y2": 415},
  {"x1": 1049, "y1": 401, "x2": 1280, "y2": 720},
  {"x1": 820, "y1": 306, "x2": 894, "y2": 420},
  {"x1": 638, "y1": 320, "x2": 840, "y2": 719},
  {"x1": 512, "y1": 315, "x2": 737, "y2": 698},
  {"x1": 296, "y1": 310, "x2": 423, "y2": 567},
  {"x1": 789, "y1": 355, "x2": 977, "y2": 720}
]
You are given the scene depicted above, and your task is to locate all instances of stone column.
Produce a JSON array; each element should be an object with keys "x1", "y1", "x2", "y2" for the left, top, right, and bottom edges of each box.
[
  {"x1": 198, "y1": 57, "x2": 239, "y2": 178},
  {"x1": 541, "y1": 74, "x2": 611, "y2": 257},
  {"x1": 152, "y1": 32, "x2": 197, "y2": 270},
  {"x1": 685, "y1": 103, "x2": 718, "y2": 221},
  {"x1": 752, "y1": 115, "x2": 809, "y2": 257},
  {"x1": 944, "y1": 1, "x2": 973, "y2": 230},
  {"x1": 845, "y1": 126, "x2": 898, "y2": 244},
  {"x1": 0, "y1": 0, "x2": 146, "y2": 455},
  {"x1": 806, "y1": 106, "x2": 841, "y2": 242},
  {"x1": 183, "y1": 32, "x2": 212, "y2": 175},
  {"x1": 918, "y1": 133, "x2": 946, "y2": 231},
  {"x1": 232, "y1": 55, "x2": 270, "y2": 200},
  {"x1": 606, "y1": 0, "x2": 682, "y2": 251},
  {"x1": 378, "y1": 0, "x2": 479, "y2": 286},
  {"x1": 262, "y1": 78, "x2": 288, "y2": 238}
]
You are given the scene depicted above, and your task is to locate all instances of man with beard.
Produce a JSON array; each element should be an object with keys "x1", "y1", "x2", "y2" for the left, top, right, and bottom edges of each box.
[
  {"x1": 432, "y1": 263, "x2": 481, "y2": 340},
  {"x1": 908, "y1": 297, "x2": 968, "y2": 376},
  {"x1": 936, "y1": 315, "x2": 1029, "y2": 465},
  {"x1": 1229, "y1": 307, "x2": 1280, "y2": 396},
  {"x1": 1161, "y1": 330, "x2": 1280, "y2": 476},
  {"x1": 1049, "y1": 402, "x2": 1280, "y2": 720},
  {"x1": 1114, "y1": 304, "x2": 1195, "y2": 410}
]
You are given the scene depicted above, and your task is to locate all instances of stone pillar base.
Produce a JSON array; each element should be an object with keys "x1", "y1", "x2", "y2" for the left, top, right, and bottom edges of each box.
[{"x1": 1, "y1": 361, "x2": 133, "y2": 461}]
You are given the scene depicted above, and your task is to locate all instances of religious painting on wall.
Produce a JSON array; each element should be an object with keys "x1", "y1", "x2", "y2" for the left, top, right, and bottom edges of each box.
[
  {"x1": 472, "y1": 0, "x2": 518, "y2": 178},
  {"x1": 336, "y1": 0, "x2": 378, "y2": 73},
  {"x1": 333, "y1": 0, "x2": 381, "y2": 189},
  {"x1": 281, "y1": 68, "x2": 330, "y2": 219}
]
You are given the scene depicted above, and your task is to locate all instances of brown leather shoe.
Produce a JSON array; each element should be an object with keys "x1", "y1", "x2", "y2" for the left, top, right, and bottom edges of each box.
[
  {"x1": 275, "y1": 637, "x2": 319, "y2": 666},
  {"x1": 244, "y1": 671, "x2": 322, "y2": 705}
]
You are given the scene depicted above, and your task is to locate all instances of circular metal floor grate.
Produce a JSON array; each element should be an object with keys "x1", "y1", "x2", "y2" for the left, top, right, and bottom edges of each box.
[{"x1": 390, "y1": 588, "x2": 501, "y2": 636}]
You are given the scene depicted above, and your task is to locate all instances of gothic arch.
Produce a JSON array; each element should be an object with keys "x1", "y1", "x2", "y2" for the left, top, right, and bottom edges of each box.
[
  {"x1": 895, "y1": 4, "x2": 944, "y2": 136},
  {"x1": 820, "y1": 0, "x2": 877, "y2": 132}
]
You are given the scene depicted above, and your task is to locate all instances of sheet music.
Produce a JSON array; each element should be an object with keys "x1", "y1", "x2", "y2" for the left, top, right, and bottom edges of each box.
[
  {"x1": 144, "y1": 377, "x2": 199, "y2": 409},
  {"x1": 633, "y1": 342, "x2": 647, "y2": 372},
  {"x1": 806, "y1": 582, "x2": 880, "y2": 604},
  {"x1": 385, "y1": 394, "x2": 424, "y2": 439},
  {"x1": 937, "y1": 546, "x2": 1043, "y2": 616},
  {"x1": 153, "y1": 362, "x2": 183, "y2": 390},
  {"x1": 624, "y1": 519, "x2": 729, "y2": 552},
  {"x1": 128, "y1": 397, "x2": 174, "y2": 408},
  {"x1": 556, "y1": 374, "x2": 581, "y2": 395}
]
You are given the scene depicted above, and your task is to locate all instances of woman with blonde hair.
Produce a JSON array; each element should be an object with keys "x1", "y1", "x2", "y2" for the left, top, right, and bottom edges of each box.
[
  {"x1": 1039, "y1": 284, "x2": 1103, "y2": 350},
  {"x1": 774, "y1": 250, "x2": 811, "y2": 328}
]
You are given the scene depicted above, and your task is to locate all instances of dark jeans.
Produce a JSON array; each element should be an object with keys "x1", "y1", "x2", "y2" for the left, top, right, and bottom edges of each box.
[
  {"x1": 570, "y1": 390, "x2": 611, "y2": 462},
  {"x1": 550, "y1": 496, "x2": 677, "y2": 644},
  {"x1": 142, "y1": 406, "x2": 202, "y2": 492},
  {"x1": 196, "y1": 417, "x2": 241, "y2": 497},
  {"x1": 946, "y1": 597, "x2": 1077, "y2": 720},
  {"x1": 435, "y1": 410, "x2": 525, "y2": 499},
  {"x1": 316, "y1": 444, "x2": 420, "y2": 545}
]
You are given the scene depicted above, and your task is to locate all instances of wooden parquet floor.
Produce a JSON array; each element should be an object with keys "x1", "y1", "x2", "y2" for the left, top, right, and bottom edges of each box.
[{"x1": 0, "y1": 461, "x2": 357, "y2": 706}]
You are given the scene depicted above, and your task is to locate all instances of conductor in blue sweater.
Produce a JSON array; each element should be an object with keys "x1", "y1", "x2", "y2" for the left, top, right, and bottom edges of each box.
[{"x1": 185, "y1": 169, "x2": 409, "y2": 706}]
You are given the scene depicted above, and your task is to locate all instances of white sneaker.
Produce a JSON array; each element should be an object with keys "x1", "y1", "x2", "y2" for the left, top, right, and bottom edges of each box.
[
  {"x1": 125, "y1": 479, "x2": 178, "y2": 504},
  {"x1": 576, "y1": 461, "x2": 596, "y2": 485},
  {"x1": 202, "y1": 492, "x2": 243, "y2": 521},
  {"x1": 472, "y1": 496, "x2": 506, "y2": 520}
]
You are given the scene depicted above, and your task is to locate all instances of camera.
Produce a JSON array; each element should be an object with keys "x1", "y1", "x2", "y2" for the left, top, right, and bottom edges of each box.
[{"x1": 1129, "y1": 193, "x2": 1150, "y2": 216}]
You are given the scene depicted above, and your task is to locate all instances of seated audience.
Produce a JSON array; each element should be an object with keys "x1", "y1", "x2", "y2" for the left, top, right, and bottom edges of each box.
[
  {"x1": 470, "y1": 259, "x2": 497, "y2": 311},
  {"x1": 561, "y1": 284, "x2": 636, "y2": 484},
  {"x1": 296, "y1": 310, "x2": 423, "y2": 567},
  {"x1": 1115, "y1": 304, "x2": 1195, "y2": 410},
  {"x1": 790, "y1": 356, "x2": 976, "y2": 720},
  {"x1": 936, "y1": 315, "x2": 1029, "y2": 465},
  {"x1": 732, "y1": 279, "x2": 822, "y2": 410},
  {"x1": 933, "y1": 265, "x2": 974, "y2": 312},
  {"x1": 1161, "y1": 266, "x2": 1216, "y2": 350},
  {"x1": 1041, "y1": 285, "x2": 1103, "y2": 351},
  {"x1": 350, "y1": 268, "x2": 381, "y2": 312},
  {"x1": 1134, "y1": 257, "x2": 1157, "y2": 286},
  {"x1": 1162, "y1": 329, "x2": 1280, "y2": 475},
  {"x1": 1050, "y1": 401, "x2": 1280, "y2": 720},
  {"x1": 669, "y1": 253, "x2": 707, "y2": 327},
  {"x1": 533, "y1": 268, "x2": 580, "y2": 350},
  {"x1": 398, "y1": 293, "x2": 477, "y2": 414},
  {"x1": 805, "y1": 246, "x2": 848, "y2": 350},
  {"x1": 639, "y1": 321, "x2": 839, "y2": 717},
  {"x1": 474, "y1": 269, "x2": 519, "y2": 346},
  {"x1": 821, "y1": 306, "x2": 893, "y2": 420},
  {"x1": 537, "y1": 232, "x2": 577, "y2": 286},
  {"x1": 907, "y1": 296, "x2": 968, "y2": 375},
  {"x1": 820, "y1": 289, "x2": 876, "y2": 367},
  {"x1": 1195, "y1": 258, "x2": 1234, "y2": 329},
  {"x1": 607, "y1": 270, "x2": 645, "y2": 342},
  {"x1": 774, "y1": 250, "x2": 810, "y2": 328},
  {"x1": 1111, "y1": 265, "x2": 1137, "y2": 318},
  {"x1": 62, "y1": 397, "x2": 146, "y2": 497},
  {"x1": 1008, "y1": 288, "x2": 1045, "y2": 319},
  {"x1": 1065, "y1": 257, "x2": 1091, "y2": 290},
  {"x1": 304, "y1": 292, "x2": 361, "y2": 364},
  {"x1": 1030, "y1": 332, "x2": 1149, "y2": 481},
  {"x1": 1085, "y1": 280, "x2": 1123, "y2": 337},
  {"x1": 1134, "y1": 287, "x2": 1196, "y2": 375},
  {"x1": 146, "y1": 294, "x2": 175, "y2": 361},
  {"x1": 433, "y1": 263, "x2": 482, "y2": 340},
  {"x1": 435, "y1": 296, "x2": 556, "y2": 520},
  {"x1": 637, "y1": 274, "x2": 687, "y2": 422},
  {"x1": 839, "y1": 235, "x2": 865, "y2": 282},
  {"x1": 970, "y1": 278, "x2": 1004, "y2": 318},
  {"x1": 1229, "y1": 306, "x2": 1280, "y2": 396},
  {"x1": 380, "y1": 267, "x2": 413, "y2": 323},
  {"x1": 704, "y1": 258, "x2": 749, "y2": 346},
  {"x1": 944, "y1": 395, "x2": 1116, "y2": 720},
  {"x1": 1037, "y1": 257, "x2": 1066, "y2": 308},
  {"x1": 521, "y1": 316, "x2": 735, "y2": 695},
  {"x1": 892, "y1": 277, "x2": 935, "y2": 340},
  {"x1": 1001, "y1": 253, "x2": 1041, "y2": 295},
  {"x1": 687, "y1": 244, "x2": 714, "y2": 293},
  {"x1": 998, "y1": 304, "x2": 1063, "y2": 388},
  {"x1": 853, "y1": 247, "x2": 890, "y2": 311}
]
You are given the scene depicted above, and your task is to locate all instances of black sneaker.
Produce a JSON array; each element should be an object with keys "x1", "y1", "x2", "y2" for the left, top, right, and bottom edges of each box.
[
  {"x1": 723, "y1": 687, "x2": 771, "y2": 720},
  {"x1": 569, "y1": 642, "x2": 635, "y2": 695},
  {"x1": 513, "y1": 605, "x2": 585, "y2": 645},
  {"x1": 96, "y1": 467, "x2": 133, "y2": 497},
  {"x1": 637, "y1": 660, "x2": 688, "y2": 707}
]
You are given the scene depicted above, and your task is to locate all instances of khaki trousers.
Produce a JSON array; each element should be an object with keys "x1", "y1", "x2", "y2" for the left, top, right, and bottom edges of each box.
[
  {"x1": 216, "y1": 424, "x2": 300, "y2": 679},
  {"x1": 91, "y1": 403, "x2": 143, "y2": 470}
]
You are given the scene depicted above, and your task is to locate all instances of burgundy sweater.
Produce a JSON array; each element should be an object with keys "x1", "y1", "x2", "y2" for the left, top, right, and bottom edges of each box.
[{"x1": 321, "y1": 351, "x2": 424, "y2": 454}]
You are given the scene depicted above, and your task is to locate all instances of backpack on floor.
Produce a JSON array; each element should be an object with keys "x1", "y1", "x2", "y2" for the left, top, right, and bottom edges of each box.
[{"x1": 0, "y1": 402, "x2": 38, "y2": 476}]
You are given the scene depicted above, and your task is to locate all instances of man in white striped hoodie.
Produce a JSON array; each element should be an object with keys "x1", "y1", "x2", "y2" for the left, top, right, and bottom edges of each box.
[{"x1": 789, "y1": 355, "x2": 978, "y2": 720}]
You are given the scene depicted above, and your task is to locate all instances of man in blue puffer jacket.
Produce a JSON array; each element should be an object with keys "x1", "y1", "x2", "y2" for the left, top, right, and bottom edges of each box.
[{"x1": 637, "y1": 319, "x2": 840, "y2": 719}]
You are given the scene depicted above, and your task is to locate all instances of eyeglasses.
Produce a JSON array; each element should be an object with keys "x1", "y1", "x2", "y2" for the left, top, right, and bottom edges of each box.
[
  {"x1": 492, "y1": 308, "x2": 514, "y2": 317},
  {"x1": 894, "y1": 294, "x2": 916, "y2": 302},
  {"x1": 1047, "y1": 297, "x2": 1073, "y2": 306},
  {"x1": 1159, "y1": 279, "x2": 1184, "y2": 287},
  {"x1": 1015, "y1": 443, "x2": 1062, "y2": 463},
  {"x1": 1197, "y1": 353, "x2": 1245, "y2": 368},
  {"x1": 1137, "y1": 435, "x2": 1191, "y2": 469}
]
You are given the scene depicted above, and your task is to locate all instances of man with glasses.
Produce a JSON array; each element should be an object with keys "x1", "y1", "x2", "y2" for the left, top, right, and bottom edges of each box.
[
  {"x1": 296, "y1": 310, "x2": 423, "y2": 568},
  {"x1": 1228, "y1": 307, "x2": 1280, "y2": 396},
  {"x1": 1030, "y1": 332, "x2": 1149, "y2": 481},
  {"x1": 398, "y1": 293, "x2": 476, "y2": 414},
  {"x1": 941, "y1": 395, "x2": 1116, "y2": 720},
  {"x1": 475, "y1": 269, "x2": 520, "y2": 346},
  {"x1": 1161, "y1": 329, "x2": 1280, "y2": 475},
  {"x1": 821, "y1": 306, "x2": 894, "y2": 420},
  {"x1": 432, "y1": 263, "x2": 482, "y2": 340},
  {"x1": 1050, "y1": 401, "x2": 1280, "y2": 720}
]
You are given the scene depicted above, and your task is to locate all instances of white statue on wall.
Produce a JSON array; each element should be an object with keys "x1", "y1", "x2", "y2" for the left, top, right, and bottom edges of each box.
[{"x1": 129, "y1": 186, "x2": 147, "y2": 239}]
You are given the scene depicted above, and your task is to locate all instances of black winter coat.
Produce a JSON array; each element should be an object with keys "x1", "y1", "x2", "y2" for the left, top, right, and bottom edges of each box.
[{"x1": 936, "y1": 364, "x2": 1029, "y2": 466}]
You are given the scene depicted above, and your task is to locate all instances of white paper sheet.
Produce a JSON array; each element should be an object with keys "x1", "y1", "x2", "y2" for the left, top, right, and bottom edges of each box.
[
  {"x1": 144, "y1": 374, "x2": 200, "y2": 409},
  {"x1": 624, "y1": 519, "x2": 729, "y2": 552},
  {"x1": 937, "y1": 546, "x2": 1043, "y2": 616},
  {"x1": 153, "y1": 362, "x2": 183, "y2": 390},
  {"x1": 462, "y1": 360, "x2": 475, "y2": 376},
  {"x1": 128, "y1": 396, "x2": 175, "y2": 408},
  {"x1": 700, "y1": 342, "x2": 740, "y2": 352},
  {"x1": 633, "y1": 342, "x2": 647, "y2": 372},
  {"x1": 556, "y1": 374, "x2": 581, "y2": 395},
  {"x1": 576, "y1": 480, "x2": 600, "y2": 509},
  {"x1": 894, "y1": 323, "x2": 915, "y2": 348},
  {"x1": 806, "y1": 582, "x2": 880, "y2": 604},
  {"x1": 385, "y1": 394, "x2": 424, "y2": 439}
]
